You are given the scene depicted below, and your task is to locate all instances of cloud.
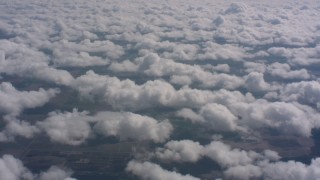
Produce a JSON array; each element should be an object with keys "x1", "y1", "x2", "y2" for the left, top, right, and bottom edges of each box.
[
  {"x1": 280, "y1": 81, "x2": 320, "y2": 108},
  {"x1": 109, "y1": 52, "x2": 244, "y2": 89},
  {"x1": 37, "y1": 109, "x2": 173, "y2": 145},
  {"x1": 0, "y1": 154, "x2": 33, "y2": 180},
  {"x1": 267, "y1": 63, "x2": 310, "y2": 80},
  {"x1": 154, "y1": 140, "x2": 279, "y2": 168},
  {"x1": 155, "y1": 140, "x2": 203, "y2": 163},
  {"x1": 244, "y1": 62, "x2": 266, "y2": 74},
  {"x1": 229, "y1": 100, "x2": 320, "y2": 137},
  {"x1": 93, "y1": 111, "x2": 173, "y2": 143},
  {"x1": 0, "y1": 116, "x2": 40, "y2": 142},
  {"x1": 199, "y1": 103, "x2": 238, "y2": 131},
  {"x1": 224, "y1": 164, "x2": 262, "y2": 180},
  {"x1": 244, "y1": 72, "x2": 271, "y2": 92},
  {"x1": 175, "y1": 108, "x2": 204, "y2": 123},
  {"x1": 0, "y1": 154, "x2": 76, "y2": 180},
  {"x1": 0, "y1": 40, "x2": 74, "y2": 85},
  {"x1": 197, "y1": 42, "x2": 247, "y2": 61},
  {"x1": 0, "y1": 82, "x2": 59, "y2": 116},
  {"x1": 37, "y1": 109, "x2": 93, "y2": 146},
  {"x1": 39, "y1": 166, "x2": 76, "y2": 180},
  {"x1": 224, "y1": 3, "x2": 248, "y2": 14},
  {"x1": 126, "y1": 160, "x2": 200, "y2": 180},
  {"x1": 261, "y1": 158, "x2": 320, "y2": 180},
  {"x1": 222, "y1": 157, "x2": 320, "y2": 180},
  {"x1": 71, "y1": 70, "x2": 251, "y2": 111},
  {"x1": 1, "y1": 0, "x2": 320, "y2": 179}
]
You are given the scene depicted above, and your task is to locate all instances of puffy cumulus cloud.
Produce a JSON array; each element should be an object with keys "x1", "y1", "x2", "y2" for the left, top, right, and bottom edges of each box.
[
  {"x1": 154, "y1": 140, "x2": 204, "y2": 163},
  {"x1": 280, "y1": 81, "x2": 320, "y2": 108},
  {"x1": 48, "y1": 39, "x2": 124, "y2": 67},
  {"x1": 36, "y1": 109, "x2": 93, "y2": 146},
  {"x1": 176, "y1": 103, "x2": 241, "y2": 132},
  {"x1": 133, "y1": 40, "x2": 199, "y2": 62},
  {"x1": 0, "y1": 82, "x2": 59, "y2": 116},
  {"x1": 267, "y1": 63, "x2": 310, "y2": 80},
  {"x1": 230, "y1": 100, "x2": 320, "y2": 137},
  {"x1": 0, "y1": 116, "x2": 40, "y2": 142},
  {"x1": 197, "y1": 42, "x2": 247, "y2": 61},
  {"x1": 2, "y1": 0, "x2": 320, "y2": 178},
  {"x1": 52, "y1": 50, "x2": 108, "y2": 67},
  {"x1": 243, "y1": 62, "x2": 266, "y2": 74},
  {"x1": 154, "y1": 140, "x2": 279, "y2": 167},
  {"x1": 203, "y1": 141, "x2": 258, "y2": 168},
  {"x1": 224, "y1": 164, "x2": 262, "y2": 180},
  {"x1": 216, "y1": 64, "x2": 231, "y2": 72},
  {"x1": 93, "y1": 111, "x2": 173, "y2": 143},
  {"x1": 227, "y1": 157, "x2": 320, "y2": 180},
  {"x1": 0, "y1": 154, "x2": 76, "y2": 180},
  {"x1": 175, "y1": 108, "x2": 204, "y2": 123},
  {"x1": 199, "y1": 103, "x2": 238, "y2": 131},
  {"x1": 109, "y1": 52, "x2": 244, "y2": 89},
  {"x1": 261, "y1": 158, "x2": 320, "y2": 180},
  {"x1": 244, "y1": 72, "x2": 271, "y2": 92},
  {"x1": 268, "y1": 46, "x2": 320, "y2": 66},
  {"x1": 176, "y1": 93, "x2": 320, "y2": 137},
  {"x1": 126, "y1": 160, "x2": 200, "y2": 180},
  {"x1": 58, "y1": 39, "x2": 124, "y2": 59},
  {"x1": 71, "y1": 70, "x2": 252, "y2": 111},
  {"x1": 154, "y1": 140, "x2": 320, "y2": 180},
  {"x1": 39, "y1": 166, "x2": 76, "y2": 180},
  {"x1": 224, "y1": 3, "x2": 248, "y2": 14},
  {"x1": 71, "y1": 70, "x2": 179, "y2": 110},
  {"x1": 37, "y1": 109, "x2": 172, "y2": 145},
  {"x1": 0, "y1": 154, "x2": 33, "y2": 180},
  {"x1": 0, "y1": 40, "x2": 74, "y2": 85}
]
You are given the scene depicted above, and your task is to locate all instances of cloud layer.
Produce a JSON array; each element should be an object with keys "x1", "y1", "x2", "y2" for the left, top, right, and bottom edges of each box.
[{"x1": 1, "y1": 0, "x2": 320, "y2": 179}]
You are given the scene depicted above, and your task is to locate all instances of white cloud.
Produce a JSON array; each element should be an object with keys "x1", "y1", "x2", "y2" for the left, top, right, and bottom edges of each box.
[
  {"x1": 126, "y1": 160, "x2": 200, "y2": 180},
  {"x1": 280, "y1": 81, "x2": 320, "y2": 108},
  {"x1": 155, "y1": 140, "x2": 278, "y2": 168},
  {"x1": 155, "y1": 140, "x2": 203, "y2": 163},
  {"x1": 37, "y1": 110, "x2": 172, "y2": 145},
  {"x1": 37, "y1": 109, "x2": 93, "y2": 146},
  {"x1": 244, "y1": 62, "x2": 266, "y2": 74},
  {"x1": 71, "y1": 70, "x2": 251, "y2": 111},
  {"x1": 0, "y1": 154, "x2": 33, "y2": 180},
  {"x1": 224, "y1": 164, "x2": 262, "y2": 180},
  {"x1": 0, "y1": 40, "x2": 74, "y2": 85},
  {"x1": 39, "y1": 166, "x2": 75, "y2": 180},
  {"x1": 0, "y1": 82, "x2": 59, "y2": 116},
  {"x1": 0, "y1": 116, "x2": 40, "y2": 142},
  {"x1": 199, "y1": 103, "x2": 238, "y2": 131},
  {"x1": 267, "y1": 63, "x2": 310, "y2": 80},
  {"x1": 262, "y1": 158, "x2": 320, "y2": 180},
  {"x1": 175, "y1": 108, "x2": 204, "y2": 123},
  {"x1": 93, "y1": 111, "x2": 173, "y2": 143},
  {"x1": 1, "y1": 0, "x2": 320, "y2": 179},
  {"x1": 197, "y1": 42, "x2": 247, "y2": 61},
  {"x1": 229, "y1": 100, "x2": 320, "y2": 137},
  {"x1": 245, "y1": 72, "x2": 271, "y2": 92},
  {"x1": 0, "y1": 154, "x2": 76, "y2": 180},
  {"x1": 109, "y1": 52, "x2": 244, "y2": 89}
]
